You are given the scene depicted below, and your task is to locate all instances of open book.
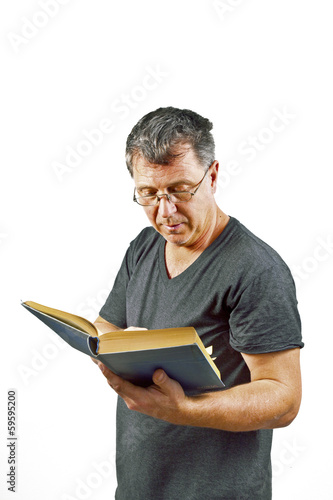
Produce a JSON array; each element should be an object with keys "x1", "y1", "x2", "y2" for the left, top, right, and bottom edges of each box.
[{"x1": 22, "y1": 301, "x2": 224, "y2": 395}]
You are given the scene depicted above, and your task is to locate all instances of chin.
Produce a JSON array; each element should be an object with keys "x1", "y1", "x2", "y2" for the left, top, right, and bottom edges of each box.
[
  {"x1": 155, "y1": 224, "x2": 192, "y2": 246},
  {"x1": 165, "y1": 233, "x2": 191, "y2": 246}
]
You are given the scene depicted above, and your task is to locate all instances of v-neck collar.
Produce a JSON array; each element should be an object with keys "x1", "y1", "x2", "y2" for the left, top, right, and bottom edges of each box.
[{"x1": 158, "y1": 216, "x2": 235, "y2": 286}]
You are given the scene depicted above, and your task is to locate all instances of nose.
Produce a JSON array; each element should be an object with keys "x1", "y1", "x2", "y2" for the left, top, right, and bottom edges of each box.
[{"x1": 157, "y1": 195, "x2": 177, "y2": 218}]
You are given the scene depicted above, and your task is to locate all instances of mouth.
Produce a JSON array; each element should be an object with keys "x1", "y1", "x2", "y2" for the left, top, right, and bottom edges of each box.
[{"x1": 163, "y1": 223, "x2": 183, "y2": 231}]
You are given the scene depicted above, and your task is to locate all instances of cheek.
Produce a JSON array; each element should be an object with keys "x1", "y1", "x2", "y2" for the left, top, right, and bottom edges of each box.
[{"x1": 144, "y1": 207, "x2": 158, "y2": 224}]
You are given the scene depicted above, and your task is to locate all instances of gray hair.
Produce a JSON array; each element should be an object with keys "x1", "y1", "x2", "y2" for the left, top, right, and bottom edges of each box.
[{"x1": 125, "y1": 107, "x2": 215, "y2": 176}]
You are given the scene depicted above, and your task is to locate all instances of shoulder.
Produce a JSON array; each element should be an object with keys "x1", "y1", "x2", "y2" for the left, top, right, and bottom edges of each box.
[
  {"x1": 126, "y1": 226, "x2": 162, "y2": 263},
  {"x1": 226, "y1": 217, "x2": 289, "y2": 265},
  {"x1": 129, "y1": 226, "x2": 161, "y2": 249},
  {"x1": 219, "y1": 217, "x2": 294, "y2": 286}
]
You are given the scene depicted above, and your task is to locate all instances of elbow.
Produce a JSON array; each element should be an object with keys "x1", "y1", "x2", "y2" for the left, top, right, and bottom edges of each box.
[
  {"x1": 275, "y1": 407, "x2": 299, "y2": 428},
  {"x1": 272, "y1": 391, "x2": 302, "y2": 429}
]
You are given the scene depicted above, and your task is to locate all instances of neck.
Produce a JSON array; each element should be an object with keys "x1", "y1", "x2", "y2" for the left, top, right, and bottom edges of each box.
[
  {"x1": 205, "y1": 209, "x2": 230, "y2": 249},
  {"x1": 174, "y1": 208, "x2": 229, "y2": 252},
  {"x1": 165, "y1": 210, "x2": 230, "y2": 278}
]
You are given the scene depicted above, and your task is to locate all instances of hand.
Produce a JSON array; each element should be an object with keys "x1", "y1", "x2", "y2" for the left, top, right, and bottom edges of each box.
[
  {"x1": 90, "y1": 326, "x2": 146, "y2": 364},
  {"x1": 96, "y1": 361, "x2": 189, "y2": 425},
  {"x1": 124, "y1": 326, "x2": 148, "y2": 331}
]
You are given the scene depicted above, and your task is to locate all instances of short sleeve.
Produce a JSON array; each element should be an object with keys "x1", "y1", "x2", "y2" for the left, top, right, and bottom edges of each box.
[
  {"x1": 99, "y1": 247, "x2": 132, "y2": 328},
  {"x1": 229, "y1": 265, "x2": 304, "y2": 354}
]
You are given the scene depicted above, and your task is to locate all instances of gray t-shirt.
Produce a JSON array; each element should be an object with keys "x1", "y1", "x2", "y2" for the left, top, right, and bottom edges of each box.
[{"x1": 100, "y1": 216, "x2": 303, "y2": 500}]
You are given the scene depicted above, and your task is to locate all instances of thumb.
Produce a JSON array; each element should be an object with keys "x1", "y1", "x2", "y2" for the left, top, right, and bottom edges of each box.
[
  {"x1": 152, "y1": 369, "x2": 169, "y2": 386},
  {"x1": 152, "y1": 369, "x2": 186, "y2": 400}
]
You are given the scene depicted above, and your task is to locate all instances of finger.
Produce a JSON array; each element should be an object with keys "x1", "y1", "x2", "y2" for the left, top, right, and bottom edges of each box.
[
  {"x1": 151, "y1": 369, "x2": 186, "y2": 398},
  {"x1": 152, "y1": 368, "x2": 167, "y2": 385},
  {"x1": 97, "y1": 361, "x2": 117, "y2": 381},
  {"x1": 152, "y1": 369, "x2": 179, "y2": 393},
  {"x1": 124, "y1": 326, "x2": 148, "y2": 331},
  {"x1": 96, "y1": 362, "x2": 141, "y2": 397}
]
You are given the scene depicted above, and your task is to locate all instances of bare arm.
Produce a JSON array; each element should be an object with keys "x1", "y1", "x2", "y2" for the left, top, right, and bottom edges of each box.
[
  {"x1": 96, "y1": 347, "x2": 302, "y2": 432},
  {"x1": 90, "y1": 316, "x2": 122, "y2": 365},
  {"x1": 178, "y1": 348, "x2": 302, "y2": 431},
  {"x1": 94, "y1": 316, "x2": 147, "y2": 334},
  {"x1": 94, "y1": 315, "x2": 122, "y2": 334}
]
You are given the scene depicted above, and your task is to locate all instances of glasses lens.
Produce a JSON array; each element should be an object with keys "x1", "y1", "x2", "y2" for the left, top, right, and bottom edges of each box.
[
  {"x1": 136, "y1": 196, "x2": 158, "y2": 206},
  {"x1": 169, "y1": 192, "x2": 192, "y2": 203},
  {"x1": 135, "y1": 191, "x2": 193, "y2": 206}
]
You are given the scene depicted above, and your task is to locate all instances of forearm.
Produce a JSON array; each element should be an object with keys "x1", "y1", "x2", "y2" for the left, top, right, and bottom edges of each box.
[
  {"x1": 94, "y1": 316, "x2": 122, "y2": 334},
  {"x1": 180, "y1": 379, "x2": 300, "y2": 432},
  {"x1": 96, "y1": 346, "x2": 301, "y2": 431},
  {"x1": 94, "y1": 317, "x2": 146, "y2": 335}
]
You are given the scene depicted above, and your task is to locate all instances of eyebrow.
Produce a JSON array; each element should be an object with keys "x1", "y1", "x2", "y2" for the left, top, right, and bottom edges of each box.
[{"x1": 136, "y1": 179, "x2": 195, "y2": 191}]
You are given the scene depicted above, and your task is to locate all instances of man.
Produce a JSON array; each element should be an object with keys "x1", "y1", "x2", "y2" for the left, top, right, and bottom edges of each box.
[{"x1": 94, "y1": 107, "x2": 304, "y2": 499}]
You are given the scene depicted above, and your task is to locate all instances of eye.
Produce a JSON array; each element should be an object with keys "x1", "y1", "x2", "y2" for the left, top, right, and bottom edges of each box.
[
  {"x1": 138, "y1": 189, "x2": 156, "y2": 197},
  {"x1": 169, "y1": 185, "x2": 188, "y2": 193}
]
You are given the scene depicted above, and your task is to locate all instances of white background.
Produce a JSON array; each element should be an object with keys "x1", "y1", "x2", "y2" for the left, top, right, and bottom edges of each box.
[{"x1": 0, "y1": 1, "x2": 332, "y2": 499}]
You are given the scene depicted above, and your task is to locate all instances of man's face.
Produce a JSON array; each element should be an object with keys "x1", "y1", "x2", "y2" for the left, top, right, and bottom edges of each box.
[{"x1": 132, "y1": 146, "x2": 219, "y2": 249}]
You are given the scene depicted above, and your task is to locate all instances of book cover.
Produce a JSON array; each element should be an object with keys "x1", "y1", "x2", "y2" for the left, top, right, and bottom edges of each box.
[{"x1": 22, "y1": 301, "x2": 224, "y2": 395}]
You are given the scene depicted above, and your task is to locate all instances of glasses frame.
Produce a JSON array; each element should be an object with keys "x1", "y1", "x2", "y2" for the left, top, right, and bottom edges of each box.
[{"x1": 133, "y1": 166, "x2": 211, "y2": 207}]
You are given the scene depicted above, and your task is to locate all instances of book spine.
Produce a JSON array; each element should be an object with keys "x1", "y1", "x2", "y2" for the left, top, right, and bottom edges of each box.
[{"x1": 88, "y1": 337, "x2": 99, "y2": 356}]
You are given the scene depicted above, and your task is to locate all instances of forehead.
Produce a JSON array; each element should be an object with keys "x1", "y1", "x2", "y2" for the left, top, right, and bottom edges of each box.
[{"x1": 133, "y1": 147, "x2": 204, "y2": 188}]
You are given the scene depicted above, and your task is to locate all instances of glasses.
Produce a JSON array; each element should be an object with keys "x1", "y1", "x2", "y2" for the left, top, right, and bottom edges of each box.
[{"x1": 133, "y1": 167, "x2": 210, "y2": 207}]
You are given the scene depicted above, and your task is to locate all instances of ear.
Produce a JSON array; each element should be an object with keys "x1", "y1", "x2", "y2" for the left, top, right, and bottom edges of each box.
[{"x1": 209, "y1": 161, "x2": 219, "y2": 194}]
